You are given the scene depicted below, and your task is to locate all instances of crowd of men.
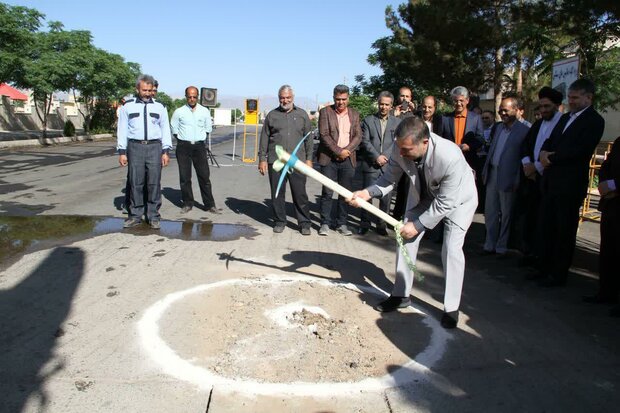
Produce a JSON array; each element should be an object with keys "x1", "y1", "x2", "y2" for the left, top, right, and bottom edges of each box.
[{"x1": 117, "y1": 75, "x2": 617, "y2": 326}]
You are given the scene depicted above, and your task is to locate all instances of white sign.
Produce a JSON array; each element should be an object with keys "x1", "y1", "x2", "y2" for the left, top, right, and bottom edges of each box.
[
  {"x1": 213, "y1": 108, "x2": 232, "y2": 126},
  {"x1": 552, "y1": 56, "x2": 580, "y2": 104}
]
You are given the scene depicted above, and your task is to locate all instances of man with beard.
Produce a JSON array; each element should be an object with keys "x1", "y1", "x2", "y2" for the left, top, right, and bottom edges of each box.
[
  {"x1": 259, "y1": 85, "x2": 313, "y2": 234},
  {"x1": 348, "y1": 117, "x2": 477, "y2": 329},
  {"x1": 538, "y1": 79, "x2": 605, "y2": 287},
  {"x1": 514, "y1": 87, "x2": 563, "y2": 267}
]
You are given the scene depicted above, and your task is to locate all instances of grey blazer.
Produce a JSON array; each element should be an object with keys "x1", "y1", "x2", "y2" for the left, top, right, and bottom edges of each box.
[
  {"x1": 359, "y1": 114, "x2": 401, "y2": 173},
  {"x1": 373, "y1": 133, "x2": 478, "y2": 231},
  {"x1": 482, "y1": 121, "x2": 530, "y2": 192}
]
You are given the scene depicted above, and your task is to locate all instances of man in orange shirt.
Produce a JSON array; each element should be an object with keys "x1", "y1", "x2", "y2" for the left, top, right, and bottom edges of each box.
[{"x1": 440, "y1": 86, "x2": 484, "y2": 171}]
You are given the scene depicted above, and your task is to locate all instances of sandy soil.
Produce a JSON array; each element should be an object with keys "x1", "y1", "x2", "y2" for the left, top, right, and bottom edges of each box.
[{"x1": 160, "y1": 278, "x2": 431, "y2": 383}]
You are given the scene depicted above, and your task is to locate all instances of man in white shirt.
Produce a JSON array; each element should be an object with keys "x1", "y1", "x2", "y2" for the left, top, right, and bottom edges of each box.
[{"x1": 170, "y1": 86, "x2": 218, "y2": 214}]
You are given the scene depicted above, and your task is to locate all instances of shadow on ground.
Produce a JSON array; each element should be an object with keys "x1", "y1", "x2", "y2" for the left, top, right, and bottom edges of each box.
[{"x1": 0, "y1": 247, "x2": 85, "y2": 412}]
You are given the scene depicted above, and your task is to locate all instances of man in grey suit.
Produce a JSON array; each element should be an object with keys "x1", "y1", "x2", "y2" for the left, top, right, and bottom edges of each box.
[
  {"x1": 348, "y1": 117, "x2": 478, "y2": 329},
  {"x1": 481, "y1": 96, "x2": 530, "y2": 256},
  {"x1": 358, "y1": 91, "x2": 401, "y2": 235}
]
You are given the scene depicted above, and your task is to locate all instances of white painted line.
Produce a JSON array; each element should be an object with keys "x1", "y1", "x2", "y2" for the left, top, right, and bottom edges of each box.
[{"x1": 137, "y1": 275, "x2": 451, "y2": 396}]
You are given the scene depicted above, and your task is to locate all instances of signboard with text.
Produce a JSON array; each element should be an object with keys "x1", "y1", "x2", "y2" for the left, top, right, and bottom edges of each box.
[{"x1": 552, "y1": 56, "x2": 580, "y2": 105}]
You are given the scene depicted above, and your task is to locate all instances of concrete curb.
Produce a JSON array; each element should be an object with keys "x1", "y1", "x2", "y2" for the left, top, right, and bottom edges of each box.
[{"x1": 0, "y1": 133, "x2": 114, "y2": 149}]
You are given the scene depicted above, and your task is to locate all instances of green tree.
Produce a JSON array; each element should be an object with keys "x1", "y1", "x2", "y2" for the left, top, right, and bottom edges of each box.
[
  {"x1": 364, "y1": 0, "x2": 619, "y2": 114},
  {"x1": 348, "y1": 92, "x2": 376, "y2": 119},
  {"x1": 17, "y1": 22, "x2": 93, "y2": 139},
  {"x1": 0, "y1": 2, "x2": 43, "y2": 84},
  {"x1": 72, "y1": 48, "x2": 139, "y2": 134}
]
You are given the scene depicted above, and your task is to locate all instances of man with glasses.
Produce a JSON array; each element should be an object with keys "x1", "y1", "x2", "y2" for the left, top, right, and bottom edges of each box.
[{"x1": 170, "y1": 86, "x2": 218, "y2": 214}]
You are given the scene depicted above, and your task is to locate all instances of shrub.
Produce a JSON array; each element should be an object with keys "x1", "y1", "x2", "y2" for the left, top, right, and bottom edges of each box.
[{"x1": 63, "y1": 120, "x2": 76, "y2": 137}]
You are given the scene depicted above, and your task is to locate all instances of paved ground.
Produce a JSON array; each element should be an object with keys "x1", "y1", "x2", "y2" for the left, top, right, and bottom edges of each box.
[{"x1": 0, "y1": 130, "x2": 619, "y2": 413}]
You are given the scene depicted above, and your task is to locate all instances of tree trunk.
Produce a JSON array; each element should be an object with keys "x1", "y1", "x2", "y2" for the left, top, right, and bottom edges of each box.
[
  {"x1": 493, "y1": 47, "x2": 504, "y2": 120},
  {"x1": 515, "y1": 54, "x2": 523, "y2": 96}
]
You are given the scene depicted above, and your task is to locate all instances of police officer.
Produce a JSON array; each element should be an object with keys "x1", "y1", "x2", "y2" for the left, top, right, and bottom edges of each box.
[{"x1": 117, "y1": 74, "x2": 172, "y2": 229}]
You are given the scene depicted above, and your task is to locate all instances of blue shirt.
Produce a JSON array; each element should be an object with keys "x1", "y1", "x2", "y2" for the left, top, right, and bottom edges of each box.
[
  {"x1": 117, "y1": 97, "x2": 172, "y2": 154},
  {"x1": 170, "y1": 104, "x2": 212, "y2": 142}
]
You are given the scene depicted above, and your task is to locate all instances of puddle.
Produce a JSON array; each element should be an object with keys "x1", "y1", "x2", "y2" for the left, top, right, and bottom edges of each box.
[{"x1": 0, "y1": 215, "x2": 258, "y2": 269}]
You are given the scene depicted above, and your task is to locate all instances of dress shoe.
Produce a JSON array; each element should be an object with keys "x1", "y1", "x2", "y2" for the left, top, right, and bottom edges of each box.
[
  {"x1": 318, "y1": 224, "x2": 330, "y2": 236},
  {"x1": 496, "y1": 252, "x2": 509, "y2": 260},
  {"x1": 478, "y1": 249, "x2": 495, "y2": 256},
  {"x1": 610, "y1": 304, "x2": 620, "y2": 318},
  {"x1": 149, "y1": 220, "x2": 161, "y2": 230},
  {"x1": 376, "y1": 226, "x2": 388, "y2": 236},
  {"x1": 300, "y1": 225, "x2": 311, "y2": 236},
  {"x1": 206, "y1": 207, "x2": 221, "y2": 214},
  {"x1": 440, "y1": 311, "x2": 459, "y2": 329},
  {"x1": 374, "y1": 296, "x2": 411, "y2": 312},
  {"x1": 123, "y1": 218, "x2": 141, "y2": 228},
  {"x1": 582, "y1": 294, "x2": 617, "y2": 304},
  {"x1": 357, "y1": 227, "x2": 369, "y2": 235},
  {"x1": 337, "y1": 225, "x2": 353, "y2": 236},
  {"x1": 273, "y1": 223, "x2": 286, "y2": 233}
]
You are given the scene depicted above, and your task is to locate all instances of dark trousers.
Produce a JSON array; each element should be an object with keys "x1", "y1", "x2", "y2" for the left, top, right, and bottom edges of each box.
[
  {"x1": 599, "y1": 204, "x2": 620, "y2": 299},
  {"x1": 539, "y1": 191, "x2": 583, "y2": 282},
  {"x1": 511, "y1": 175, "x2": 542, "y2": 256},
  {"x1": 176, "y1": 140, "x2": 215, "y2": 209},
  {"x1": 360, "y1": 169, "x2": 392, "y2": 229},
  {"x1": 127, "y1": 140, "x2": 162, "y2": 221},
  {"x1": 268, "y1": 165, "x2": 311, "y2": 226},
  {"x1": 392, "y1": 174, "x2": 410, "y2": 220},
  {"x1": 320, "y1": 159, "x2": 355, "y2": 226}
]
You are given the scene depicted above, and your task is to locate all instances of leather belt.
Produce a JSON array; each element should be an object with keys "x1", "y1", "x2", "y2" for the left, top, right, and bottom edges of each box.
[
  {"x1": 178, "y1": 140, "x2": 205, "y2": 145},
  {"x1": 129, "y1": 139, "x2": 160, "y2": 145}
]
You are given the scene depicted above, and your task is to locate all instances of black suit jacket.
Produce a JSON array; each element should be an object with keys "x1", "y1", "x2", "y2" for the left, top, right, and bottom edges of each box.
[
  {"x1": 441, "y1": 111, "x2": 484, "y2": 169},
  {"x1": 541, "y1": 106, "x2": 605, "y2": 198},
  {"x1": 359, "y1": 113, "x2": 401, "y2": 173},
  {"x1": 520, "y1": 119, "x2": 543, "y2": 163}
]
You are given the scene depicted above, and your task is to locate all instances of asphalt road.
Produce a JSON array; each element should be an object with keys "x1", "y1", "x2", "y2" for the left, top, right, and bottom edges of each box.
[{"x1": 0, "y1": 130, "x2": 618, "y2": 413}]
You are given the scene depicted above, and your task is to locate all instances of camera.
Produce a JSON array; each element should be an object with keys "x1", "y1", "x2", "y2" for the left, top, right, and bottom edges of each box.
[{"x1": 401, "y1": 100, "x2": 409, "y2": 111}]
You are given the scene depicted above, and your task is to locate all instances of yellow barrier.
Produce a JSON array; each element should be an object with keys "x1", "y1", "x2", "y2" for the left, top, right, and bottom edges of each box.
[{"x1": 581, "y1": 141, "x2": 613, "y2": 223}]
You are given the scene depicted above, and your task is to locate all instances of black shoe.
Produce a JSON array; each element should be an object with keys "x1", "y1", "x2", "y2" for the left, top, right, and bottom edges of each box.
[
  {"x1": 610, "y1": 304, "x2": 620, "y2": 318},
  {"x1": 376, "y1": 226, "x2": 388, "y2": 236},
  {"x1": 123, "y1": 218, "x2": 141, "y2": 228},
  {"x1": 149, "y1": 220, "x2": 161, "y2": 230},
  {"x1": 300, "y1": 225, "x2": 311, "y2": 236},
  {"x1": 374, "y1": 296, "x2": 411, "y2": 312},
  {"x1": 273, "y1": 223, "x2": 286, "y2": 233},
  {"x1": 357, "y1": 227, "x2": 369, "y2": 235},
  {"x1": 441, "y1": 311, "x2": 459, "y2": 329},
  {"x1": 582, "y1": 294, "x2": 618, "y2": 304},
  {"x1": 181, "y1": 205, "x2": 193, "y2": 214},
  {"x1": 496, "y1": 252, "x2": 509, "y2": 260},
  {"x1": 478, "y1": 249, "x2": 495, "y2": 256}
]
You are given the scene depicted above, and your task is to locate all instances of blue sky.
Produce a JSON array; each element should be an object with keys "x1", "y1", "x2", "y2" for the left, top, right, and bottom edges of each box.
[{"x1": 7, "y1": 0, "x2": 397, "y2": 105}]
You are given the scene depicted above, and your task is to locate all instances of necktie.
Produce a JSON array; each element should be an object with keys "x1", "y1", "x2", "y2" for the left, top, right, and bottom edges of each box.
[{"x1": 417, "y1": 163, "x2": 428, "y2": 199}]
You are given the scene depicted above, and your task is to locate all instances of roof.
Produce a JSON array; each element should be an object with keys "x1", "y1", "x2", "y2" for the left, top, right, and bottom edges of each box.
[{"x1": 0, "y1": 83, "x2": 28, "y2": 101}]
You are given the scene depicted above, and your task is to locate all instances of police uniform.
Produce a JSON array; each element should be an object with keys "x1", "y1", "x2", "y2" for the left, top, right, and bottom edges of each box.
[{"x1": 117, "y1": 97, "x2": 172, "y2": 223}]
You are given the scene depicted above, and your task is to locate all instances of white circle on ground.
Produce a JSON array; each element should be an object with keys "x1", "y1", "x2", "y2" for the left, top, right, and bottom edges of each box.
[{"x1": 137, "y1": 275, "x2": 451, "y2": 396}]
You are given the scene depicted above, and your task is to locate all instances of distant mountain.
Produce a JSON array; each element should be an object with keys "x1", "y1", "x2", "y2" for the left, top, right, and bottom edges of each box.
[{"x1": 216, "y1": 95, "x2": 319, "y2": 113}]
